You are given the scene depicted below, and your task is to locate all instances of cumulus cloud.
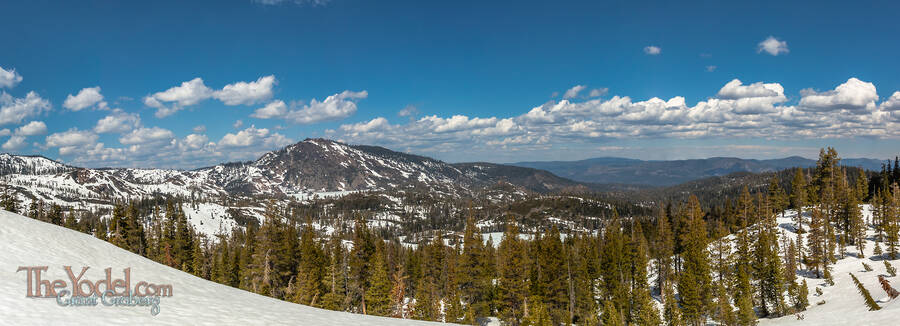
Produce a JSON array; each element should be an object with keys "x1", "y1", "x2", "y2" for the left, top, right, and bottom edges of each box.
[
  {"x1": 2, "y1": 135, "x2": 26, "y2": 151},
  {"x1": 63, "y1": 87, "x2": 106, "y2": 111},
  {"x1": 758, "y1": 36, "x2": 789, "y2": 56},
  {"x1": 283, "y1": 90, "x2": 367, "y2": 124},
  {"x1": 328, "y1": 77, "x2": 900, "y2": 158},
  {"x1": 881, "y1": 91, "x2": 900, "y2": 111},
  {"x1": 0, "y1": 128, "x2": 9, "y2": 137},
  {"x1": 398, "y1": 105, "x2": 419, "y2": 117},
  {"x1": 798, "y1": 78, "x2": 878, "y2": 112},
  {"x1": 0, "y1": 91, "x2": 51, "y2": 126},
  {"x1": 95, "y1": 110, "x2": 141, "y2": 134},
  {"x1": 214, "y1": 75, "x2": 276, "y2": 106},
  {"x1": 193, "y1": 125, "x2": 207, "y2": 133},
  {"x1": 0, "y1": 66, "x2": 23, "y2": 89},
  {"x1": 144, "y1": 78, "x2": 213, "y2": 118},
  {"x1": 563, "y1": 85, "x2": 586, "y2": 99},
  {"x1": 643, "y1": 46, "x2": 661, "y2": 55},
  {"x1": 219, "y1": 126, "x2": 290, "y2": 148},
  {"x1": 119, "y1": 127, "x2": 174, "y2": 145},
  {"x1": 589, "y1": 88, "x2": 608, "y2": 97},
  {"x1": 45, "y1": 128, "x2": 99, "y2": 155},
  {"x1": 15, "y1": 121, "x2": 47, "y2": 136},
  {"x1": 251, "y1": 100, "x2": 288, "y2": 119}
]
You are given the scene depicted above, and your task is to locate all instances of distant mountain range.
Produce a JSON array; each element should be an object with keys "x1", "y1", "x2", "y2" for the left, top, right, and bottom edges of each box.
[
  {"x1": 0, "y1": 138, "x2": 585, "y2": 206},
  {"x1": 512, "y1": 156, "x2": 888, "y2": 186}
]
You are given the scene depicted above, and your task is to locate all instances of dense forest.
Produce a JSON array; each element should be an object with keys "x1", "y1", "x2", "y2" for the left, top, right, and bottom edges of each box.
[{"x1": 3, "y1": 147, "x2": 900, "y2": 326}]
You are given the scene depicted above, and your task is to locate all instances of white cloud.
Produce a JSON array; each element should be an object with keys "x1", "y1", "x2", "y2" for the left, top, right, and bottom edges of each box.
[
  {"x1": 233, "y1": 120, "x2": 244, "y2": 129},
  {"x1": 219, "y1": 126, "x2": 290, "y2": 148},
  {"x1": 119, "y1": 127, "x2": 175, "y2": 145},
  {"x1": 214, "y1": 75, "x2": 276, "y2": 106},
  {"x1": 46, "y1": 128, "x2": 99, "y2": 155},
  {"x1": 563, "y1": 85, "x2": 586, "y2": 99},
  {"x1": 717, "y1": 79, "x2": 783, "y2": 99},
  {"x1": 183, "y1": 134, "x2": 210, "y2": 149},
  {"x1": 283, "y1": 90, "x2": 367, "y2": 124},
  {"x1": 757, "y1": 36, "x2": 789, "y2": 56},
  {"x1": 0, "y1": 91, "x2": 51, "y2": 126},
  {"x1": 63, "y1": 87, "x2": 105, "y2": 111},
  {"x1": 0, "y1": 128, "x2": 9, "y2": 137},
  {"x1": 15, "y1": 121, "x2": 47, "y2": 136},
  {"x1": 0, "y1": 66, "x2": 23, "y2": 89},
  {"x1": 398, "y1": 105, "x2": 419, "y2": 117},
  {"x1": 799, "y1": 78, "x2": 878, "y2": 112},
  {"x1": 588, "y1": 88, "x2": 608, "y2": 97},
  {"x1": 251, "y1": 100, "x2": 288, "y2": 119},
  {"x1": 881, "y1": 91, "x2": 900, "y2": 111},
  {"x1": 144, "y1": 78, "x2": 213, "y2": 118},
  {"x1": 643, "y1": 46, "x2": 661, "y2": 55},
  {"x1": 705, "y1": 65, "x2": 717, "y2": 72},
  {"x1": 340, "y1": 117, "x2": 390, "y2": 133},
  {"x1": 94, "y1": 111, "x2": 141, "y2": 133},
  {"x1": 193, "y1": 125, "x2": 207, "y2": 133},
  {"x1": 2, "y1": 135, "x2": 26, "y2": 151}
]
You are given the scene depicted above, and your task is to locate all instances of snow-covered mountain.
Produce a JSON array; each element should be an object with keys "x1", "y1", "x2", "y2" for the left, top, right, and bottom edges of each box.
[
  {"x1": 0, "y1": 209, "x2": 445, "y2": 325},
  {"x1": 0, "y1": 138, "x2": 585, "y2": 207}
]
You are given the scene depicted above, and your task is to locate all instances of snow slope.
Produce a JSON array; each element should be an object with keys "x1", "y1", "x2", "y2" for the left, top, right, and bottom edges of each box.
[
  {"x1": 759, "y1": 206, "x2": 900, "y2": 326},
  {"x1": 0, "y1": 209, "x2": 445, "y2": 325}
]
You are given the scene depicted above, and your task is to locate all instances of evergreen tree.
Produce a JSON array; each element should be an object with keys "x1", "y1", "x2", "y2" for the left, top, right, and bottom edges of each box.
[
  {"x1": 458, "y1": 214, "x2": 491, "y2": 319},
  {"x1": 601, "y1": 300, "x2": 624, "y2": 326},
  {"x1": 364, "y1": 241, "x2": 392, "y2": 316},
  {"x1": 677, "y1": 195, "x2": 712, "y2": 326},
  {"x1": 294, "y1": 219, "x2": 326, "y2": 306},
  {"x1": 497, "y1": 220, "x2": 529, "y2": 325},
  {"x1": 654, "y1": 205, "x2": 675, "y2": 297},
  {"x1": 790, "y1": 168, "x2": 808, "y2": 232}
]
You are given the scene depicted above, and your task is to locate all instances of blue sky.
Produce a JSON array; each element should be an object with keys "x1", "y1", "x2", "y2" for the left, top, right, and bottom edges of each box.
[{"x1": 1, "y1": 0, "x2": 900, "y2": 168}]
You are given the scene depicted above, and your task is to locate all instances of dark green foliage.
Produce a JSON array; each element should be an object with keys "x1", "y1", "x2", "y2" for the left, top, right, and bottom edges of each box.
[{"x1": 849, "y1": 273, "x2": 881, "y2": 311}]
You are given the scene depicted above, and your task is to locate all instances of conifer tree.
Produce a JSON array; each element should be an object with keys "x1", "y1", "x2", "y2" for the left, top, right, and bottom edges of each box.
[
  {"x1": 654, "y1": 205, "x2": 674, "y2": 297},
  {"x1": 458, "y1": 214, "x2": 491, "y2": 318},
  {"x1": 539, "y1": 225, "x2": 569, "y2": 324},
  {"x1": 350, "y1": 215, "x2": 376, "y2": 313},
  {"x1": 600, "y1": 212, "x2": 627, "y2": 319},
  {"x1": 294, "y1": 219, "x2": 326, "y2": 306},
  {"x1": 365, "y1": 242, "x2": 392, "y2": 316},
  {"x1": 791, "y1": 168, "x2": 808, "y2": 232},
  {"x1": 601, "y1": 300, "x2": 625, "y2": 326},
  {"x1": 769, "y1": 175, "x2": 788, "y2": 218},
  {"x1": 712, "y1": 283, "x2": 736, "y2": 326},
  {"x1": 677, "y1": 195, "x2": 712, "y2": 326},
  {"x1": 663, "y1": 281, "x2": 683, "y2": 326},
  {"x1": 849, "y1": 273, "x2": 881, "y2": 311},
  {"x1": 497, "y1": 220, "x2": 529, "y2": 325}
]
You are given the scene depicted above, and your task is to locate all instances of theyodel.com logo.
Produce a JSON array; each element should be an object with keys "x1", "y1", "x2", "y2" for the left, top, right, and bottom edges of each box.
[{"x1": 16, "y1": 266, "x2": 173, "y2": 316}]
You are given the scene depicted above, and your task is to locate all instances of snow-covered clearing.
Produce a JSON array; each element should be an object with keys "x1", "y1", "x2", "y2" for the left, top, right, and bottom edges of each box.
[{"x1": 1, "y1": 209, "x2": 446, "y2": 325}]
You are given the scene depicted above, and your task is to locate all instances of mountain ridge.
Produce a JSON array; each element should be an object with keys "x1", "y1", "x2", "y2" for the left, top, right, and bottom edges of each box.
[{"x1": 512, "y1": 155, "x2": 887, "y2": 186}]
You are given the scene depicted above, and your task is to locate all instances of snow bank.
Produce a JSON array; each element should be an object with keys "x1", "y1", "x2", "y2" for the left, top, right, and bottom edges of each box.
[{"x1": 0, "y1": 209, "x2": 444, "y2": 325}]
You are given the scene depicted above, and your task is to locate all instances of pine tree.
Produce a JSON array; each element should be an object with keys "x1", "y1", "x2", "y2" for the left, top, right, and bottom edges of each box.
[
  {"x1": 628, "y1": 221, "x2": 661, "y2": 326},
  {"x1": 497, "y1": 220, "x2": 529, "y2": 325},
  {"x1": 458, "y1": 213, "x2": 491, "y2": 319},
  {"x1": 294, "y1": 219, "x2": 326, "y2": 306},
  {"x1": 522, "y1": 296, "x2": 553, "y2": 326},
  {"x1": 806, "y1": 207, "x2": 826, "y2": 277},
  {"x1": 677, "y1": 195, "x2": 712, "y2": 326},
  {"x1": 849, "y1": 273, "x2": 881, "y2": 311},
  {"x1": 600, "y1": 300, "x2": 625, "y2": 326},
  {"x1": 769, "y1": 175, "x2": 788, "y2": 218},
  {"x1": 539, "y1": 225, "x2": 569, "y2": 324},
  {"x1": 791, "y1": 168, "x2": 808, "y2": 232},
  {"x1": 663, "y1": 281, "x2": 683, "y2": 326},
  {"x1": 754, "y1": 195, "x2": 786, "y2": 317},
  {"x1": 600, "y1": 212, "x2": 627, "y2": 320},
  {"x1": 365, "y1": 241, "x2": 392, "y2": 316},
  {"x1": 349, "y1": 215, "x2": 375, "y2": 313},
  {"x1": 795, "y1": 279, "x2": 809, "y2": 312},
  {"x1": 654, "y1": 205, "x2": 674, "y2": 297},
  {"x1": 712, "y1": 283, "x2": 736, "y2": 326}
]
